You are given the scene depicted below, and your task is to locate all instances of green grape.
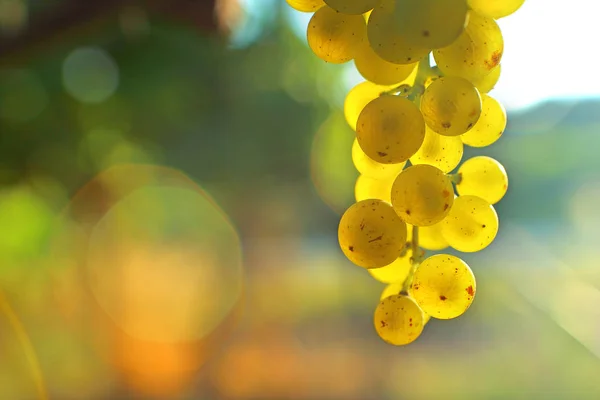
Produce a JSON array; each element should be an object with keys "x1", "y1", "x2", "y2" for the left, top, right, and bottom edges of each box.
[
  {"x1": 367, "y1": 0, "x2": 430, "y2": 65},
  {"x1": 374, "y1": 295, "x2": 424, "y2": 345},
  {"x1": 369, "y1": 250, "x2": 411, "y2": 284},
  {"x1": 356, "y1": 95, "x2": 425, "y2": 164},
  {"x1": 419, "y1": 222, "x2": 449, "y2": 251},
  {"x1": 420, "y1": 76, "x2": 482, "y2": 137},
  {"x1": 355, "y1": 174, "x2": 395, "y2": 203},
  {"x1": 473, "y1": 64, "x2": 501, "y2": 94},
  {"x1": 411, "y1": 254, "x2": 476, "y2": 319},
  {"x1": 433, "y1": 11, "x2": 504, "y2": 83},
  {"x1": 307, "y1": 6, "x2": 367, "y2": 64},
  {"x1": 344, "y1": 81, "x2": 392, "y2": 131},
  {"x1": 460, "y1": 94, "x2": 506, "y2": 147},
  {"x1": 441, "y1": 195, "x2": 498, "y2": 252},
  {"x1": 468, "y1": 0, "x2": 525, "y2": 19},
  {"x1": 391, "y1": 165, "x2": 454, "y2": 227},
  {"x1": 409, "y1": 126, "x2": 464, "y2": 173},
  {"x1": 286, "y1": 0, "x2": 325, "y2": 12},
  {"x1": 339, "y1": 199, "x2": 407, "y2": 268},
  {"x1": 324, "y1": 0, "x2": 380, "y2": 15},
  {"x1": 352, "y1": 139, "x2": 405, "y2": 179},
  {"x1": 380, "y1": 282, "x2": 403, "y2": 300},
  {"x1": 354, "y1": 40, "x2": 418, "y2": 85},
  {"x1": 393, "y1": 0, "x2": 469, "y2": 49},
  {"x1": 456, "y1": 156, "x2": 508, "y2": 204}
]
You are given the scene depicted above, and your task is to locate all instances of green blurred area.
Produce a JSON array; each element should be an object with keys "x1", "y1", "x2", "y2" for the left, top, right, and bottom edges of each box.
[{"x1": 1, "y1": 1, "x2": 600, "y2": 399}]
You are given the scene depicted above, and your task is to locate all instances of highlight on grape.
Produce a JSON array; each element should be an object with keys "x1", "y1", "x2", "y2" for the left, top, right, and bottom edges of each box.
[{"x1": 287, "y1": 0, "x2": 521, "y2": 345}]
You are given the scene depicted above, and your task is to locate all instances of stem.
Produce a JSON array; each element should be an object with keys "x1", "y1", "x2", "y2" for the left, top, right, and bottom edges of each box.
[
  {"x1": 448, "y1": 172, "x2": 462, "y2": 185},
  {"x1": 400, "y1": 225, "x2": 423, "y2": 295}
]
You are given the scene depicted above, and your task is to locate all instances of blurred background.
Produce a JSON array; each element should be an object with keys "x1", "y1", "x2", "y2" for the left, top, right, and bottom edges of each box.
[{"x1": 1, "y1": 0, "x2": 600, "y2": 399}]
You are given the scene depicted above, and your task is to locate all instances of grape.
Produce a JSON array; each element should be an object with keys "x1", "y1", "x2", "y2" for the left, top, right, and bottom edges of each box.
[
  {"x1": 324, "y1": 0, "x2": 380, "y2": 15},
  {"x1": 420, "y1": 76, "x2": 482, "y2": 137},
  {"x1": 307, "y1": 6, "x2": 367, "y2": 64},
  {"x1": 411, "y1": 254, "x2": 476, "y2": 319},
  {"x1": 367, "y1": 0, "x2": 430, "y2": 65},
  {"x1": 456, "y1": 156, "x2": 508, "y2": 205},
  {"x1": 419, "y1": 222, "x2": 449, "y2": 251},
  {"x1": 355, "y1": 174, "x2": 395, "y2": 203},
  {"x1": 354, "y1": 41, "x2": 418, "y2": 85},
  {"x1": 352, "y1": 139, "x2": 405, "y2": 179},
  {"x1": 409, "y1": 126, "x2": 464, "y2": 173},
  {"x1": 441, "y1": 195, "x2": 498, "y2": 252},
  {"x1": 344, "y1": 81, "x2": 391, "y2": 131},
  {"x1": 338, "y1": 199, "x2": 407, "y2": 268},
  {"x1": 473, "y1": 65, "x2": 501, "y2": 94},
  {"x1": 286, "y1": 0, "x2": 325, "y2": 12},
  {"x1": 369, "y1": 251, "x2": 411, "y2": 284},
  {"x1": 380, "y1": 282, "x2": 403, "y2": 300},
  {"x1": 374, "y1": 295, "x2": 424, "y2": 345},
  {"x1": 467, "y1": 0, "x2": 526, "y2": 19},
  {"x1": 356, "y1": 95, "x2": 425, "y2": 164},
  {"x1": 460, "y1": 94, "x2": 506, "y2": 147},
  {"x1": 433, "y1": 11, "x2": 504, "y2": 83},
  {"x1": 391, "y1": 165, "x2": 454, "y2": 226},
  {"x1": 393, "y1": 0, "x2": 469, "y2": 49}
]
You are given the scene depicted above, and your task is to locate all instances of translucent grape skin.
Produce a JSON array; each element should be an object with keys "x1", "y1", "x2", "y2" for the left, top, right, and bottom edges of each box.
[
  {"x1": 307, "y1": 6, "x2": 367, "y2": 64},
  {"x1": 473, "y1": 65, "x2": 501, "y2": 94},
  {"x1": 374, "y1": 295, "x2": 424, "y2": 345},
  {"x1": 324, "y1": 0, "x2": 380, "y2": 15},
  {"x1": 411, "y1": 254, "x2": 476, "y2": 319},
  {"x1": 356, "y1": 95, "x2": 425, "y2": 164},
  {"x1": 391, "y1": 165, "x2": 454, "y2": 227},
  {"x1": 344, "y1": 81, "x2": 393, "y2": 131},
  {"x1": 355, "y1": 174, "x2": 395, "y2": 203},
  {"x1": 433, "y1": 11, "x2": 504, "y2": 83},
  {"x1": 286, "y1": 0, "x2": 325, "y2": 12},
  {"x1": 419, "y1": 222, "x2": 449, "y2": 251},
  {"x1": 460, "y1": 94, "x2": 507, "y2": 147},
  {"x1": 352, "y1": 139, "x2": 406, "y2": 179},
  {"x1": 441, "y1": 195, "x2": 498, "y2": 252},
  {"x1": 369, "y1": 251, "x2": 411, "y2": 284},
  {"x1": 338, "y1": 199, "x2": 407, "y2": 268},
  {"x1": 354, "y1": 40, "x2": 418, "y2": 85},
  {"x1": 380, "y1": 282, "x2": 403, "y2": 300},
  {"x1": 409, "y1": 126, "x2": 464, "y2": 174},
  {"x1": 456, "y1": 156, "x2": 508, "y2": 204},
  {"x1": 467, "y1": 0, "x2": 526, "y2": 19},
  {"x1": 420, "y1": 76, "x2": 482, "y2": 137}
]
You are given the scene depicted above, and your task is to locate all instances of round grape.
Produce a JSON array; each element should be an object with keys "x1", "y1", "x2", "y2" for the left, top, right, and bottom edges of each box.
[
  {"x1": 409, "y1": 126, "x2": 464, "y2": 173},
  {"x1": 356, "y1": 95, "x2": 425, "y2": 164},
  {"x1": 355, "y1": 174, "x2": 396, "y2": 203},
  {"x1": 456, "y1": 156, "x2": 508, "y2": 204},
  {"x1": 441, "y1": 195, "x2": 498, "y2": 252},
  {"x1": 374, "y1": 295, "x2": 424, "y2": 345},
  {"x1": 286, "y1": 0, "x2": 325, "y2": 12},
  {"x1": 339, "y1": 199, "x2": 407, "y2": 268},
  {"x1": 324, "y1": 0, "x2": 380, "y2": 15},
  {"x1": 352, "y1": 139, "x2": 406, "y2": 179},
  {"x1": 380, "y1": 282, "x2": 403, "y2": 300},
  {"x1": 354, "y1": 41, "x2": 418, "y2": 85},
  {"x1": 420, "y1": 76, "x2": 482, "y2": 136},
  {"x1": 411, "y1": 254, "x2": 476, "y2": 319},
  {"x1": 419, "y1": 222, "x2": 449, "y2": 251},
  {"x1": 467, "y1": 0, "x2": 525, "y2": 19},
  {"x1": 369, "y1": 251, "x2": 411, "y2": 284},
  {"x1": 307, "y1": 6, "x2": 367, "y2": 64},
  {"x1": 460, "y1": 94, "x2": 506, "y2": 147},
  {"x1": 473, "y1": 65, "x2": 501, "y2": 94},
  {"x1": 391, "y1": 165, "x2": 454, "y2": 226},
  {"x1": 344, "y1": 81, "x2": 391, "y2": 131}
]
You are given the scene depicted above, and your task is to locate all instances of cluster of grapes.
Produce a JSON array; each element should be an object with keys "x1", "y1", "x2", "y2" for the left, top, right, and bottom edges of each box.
[{"x1": 286, "y1": 0, "x2": 524, "y2": 345}]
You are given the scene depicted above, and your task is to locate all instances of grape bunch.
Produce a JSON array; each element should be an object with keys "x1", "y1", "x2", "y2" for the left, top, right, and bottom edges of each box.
[{"x1": 287, "y1": 0, "x2": 523, "y2": 345}]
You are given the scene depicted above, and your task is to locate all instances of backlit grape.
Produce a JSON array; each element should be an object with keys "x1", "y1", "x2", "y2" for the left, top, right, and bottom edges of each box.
[
  {"x1": 324, "y1": 0, "x2": 380, "y2": 15},
  {"x1": 460, "y1": 94, "x2": 506, "y2": 147},
  {"x1": 456, "y1": 156, "x2": 508, "y2": 204},
  {"x1": 354, "y1": 41, "x2": 418, "y2": 85},
  {"x1": 467, "y1": 0, "x2": 526, "y2": 19},
  {"x1": 286, "y1": 0, "x2": 325, "y2": 12},
  {"x1": 355, "y1": 174, "x2": 395, "y2": 203},
  {"x1": 473, "y1": 65, "x2": 501, "y2": 94},
  {"x1": 344, "y1": 81, "x2": 392, "y2": 131},
  {"x1": 374, "y1": 295, "x2": 424, "y2": 345},
  {"x1": 419, "y1": 222, "x2": 449, "y2": 251},
  {"x1": 441, "y1": 195, "x2": 498, "y2": 252},
  {"x1": 409, "y1": 126, "x2": 463, "y2": 173},
  {"x1": 369, "y1": 251, "x2": 411, "y2": 284}
]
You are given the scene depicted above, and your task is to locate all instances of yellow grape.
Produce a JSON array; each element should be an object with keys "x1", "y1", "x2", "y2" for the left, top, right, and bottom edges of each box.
[
  {"x1": 354, "y1": 40, "x2": 418, "y2": 85},
  {"x1": 380, "y1": 282, "x2": 403, "y2": 300},
  {"x1": 409, "y1": 126, "x2": 464, "y2": 173},
  {"x1": 419, "y1": 222, "x2": 449, "y2": 251},
  {"x1": 420, "y1": 76, "x2": 482, "y2": 137},
  {"x1": 367, "y1": 0, "x2": 430, "y2": 65},
  {"x1": 374, "y1": 295, "x2": 424, "y2": 345},
  {"x1": 286, "y1": 0, "x2": 325, "y2": 12},
  {"x1": 344, "y1": 81, "x2": 390, "y2": 131},
  {"x1": 411, "y1": 254, "x2": 476, "y2": 319},
  {"x1": 363, "y1": 10, "x2": 373, "y2": 22},
  {"x1": 355, "y1": 174, "x2": 395, "y2": 203},
  {"x1": 338, "y1": 199, "x2": 407, "y2": 268},
  {"x1": 369, "y1": 250, "x2": 411, "y2": 284},
  {"x1": 307, "y1": 5, "x2": 367, "y2": 64},
  {"x1": 473, "y1": 64, "x2": 501, "y2": 94},
  {"x1": 356, "y1": 95, "x2": 425, "y2": 164},
  {"x1": 324, "y1": 0, "x2": 380, "y2": 15},
  {"x1": 433, "y1": 11, "x2": 504, "y2": 83},
  {"x1": 352, "y1": 139, "x2": 405, "y2": 179},
  {"x1": 391, "y1": 164, "x2": 454, "y2": 227},
  {"x1": 460, "y1": 94, "x2": 506, "y2": 147},
  {"x1": 394, "y1": 0, "x2": 469, "y2": 49},
  {"x1": 467, "y1": 0, "x2": 526, "y2": 19},
  {"x1": 456, "y1": 156, "x2": 508, "y2": 204},
  {"x1": 441, "y1": 195, "x2": 498, "y2": 252}
]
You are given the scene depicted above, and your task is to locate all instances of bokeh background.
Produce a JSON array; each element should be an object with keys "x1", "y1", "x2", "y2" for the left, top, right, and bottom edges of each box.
[{"x1": 1, "y1": 0, "x2": 600, "y2": 399}]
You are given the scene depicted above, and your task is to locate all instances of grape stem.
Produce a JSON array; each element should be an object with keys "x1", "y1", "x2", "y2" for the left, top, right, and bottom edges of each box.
[
  {"x1": 400, "y1": 225, "x2": 423, "y2": 295},
  {"x1": 380, "y1": 54, "x2": 434, "y2": 99},
  {"x1": 448, "y1": 173, "x2": 462, "y2": 185}
]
